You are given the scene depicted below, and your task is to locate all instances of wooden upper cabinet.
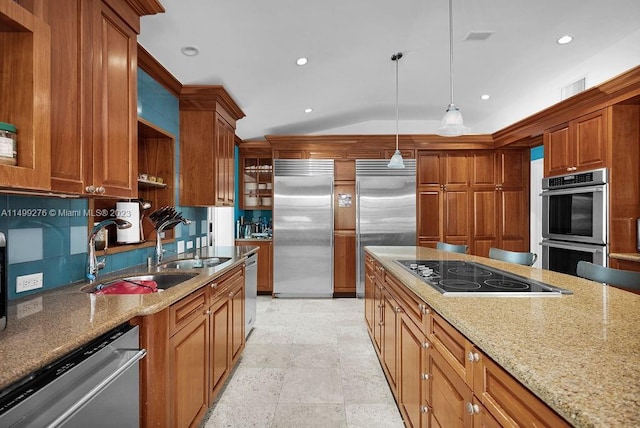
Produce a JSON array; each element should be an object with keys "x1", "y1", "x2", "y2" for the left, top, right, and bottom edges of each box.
[
  {"x1": 470, "y1": 152, "x2": 497, "y2": 187},
  {"x1": 443, "y1": 153, "x2": 469, "y2": 187},
  {"x1": 179, "y1": 86, "x2": 245, "y2": 207},
  {"x1": 0, "y1": 0, "x2": 51, "y2": 190},
  {"x1": 544, "y1": 109, "x2": 608, "y2": 176},
  {"x1": 417, "y1": 152, "x2": 442, "y2": 187},
  {"x1": 48, "y1": 0, "x2": 157, "y2": 197}
]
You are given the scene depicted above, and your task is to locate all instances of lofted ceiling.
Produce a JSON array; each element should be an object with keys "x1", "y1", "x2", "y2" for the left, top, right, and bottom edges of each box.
[{"x1": 138, "y1": 0, "x2": 640, "y2": 141}]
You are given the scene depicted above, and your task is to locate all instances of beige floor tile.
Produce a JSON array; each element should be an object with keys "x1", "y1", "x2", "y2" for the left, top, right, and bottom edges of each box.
[
  {"x1": 204, "y1": 402, "x2": 276, "y2": 427},
  {"x1": 272, "y1": 403, "x2": 347, "y2": 428},
  {"x1": 248, "y1": 325, "x2": 296, "y2": 344},
  {"x1": 344, "y1": 403, "x2": 404, "y2": 428},
  {"x1": 288, "y1": 344, "x2": 340, "y2": 369},
  {"x1": 341, "y1": 365, "x2": 395, "y2": 404},
  {"x1": 279, "y1": 367, "x2": 344, "y2": 404},
  {"x1": 240, "y1": 343, "x2": 292, "y2": 368},
  {"x1": 217, "y1": 367, "x2": 285, "y2": 404}
]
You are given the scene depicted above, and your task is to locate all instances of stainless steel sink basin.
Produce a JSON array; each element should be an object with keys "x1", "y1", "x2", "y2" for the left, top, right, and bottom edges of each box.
[
  {"x1": 157, "y1": 256, "x2": 231, "y2": 269},
  {"x1": 83, "y1": 272, "x2": 198, "y2": 294}
]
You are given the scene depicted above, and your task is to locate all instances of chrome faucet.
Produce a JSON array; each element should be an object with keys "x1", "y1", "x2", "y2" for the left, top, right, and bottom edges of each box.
[
  {"x1": 87, "y1": 218, "x2": 132, "y2": 282},
  {"x1": 155, "y1": 218, "x2": 191, "y2": 265}
]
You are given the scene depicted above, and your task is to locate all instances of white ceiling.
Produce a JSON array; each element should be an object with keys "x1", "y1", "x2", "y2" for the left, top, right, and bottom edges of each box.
[{"x1": 138, "y1": 0, "x2": 640, "y2": 141}]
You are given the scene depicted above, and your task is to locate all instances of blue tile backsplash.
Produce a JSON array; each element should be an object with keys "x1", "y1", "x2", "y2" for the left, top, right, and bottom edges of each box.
[{"x1": 3, "y1": 68, "x2": 208, "y2": 300}]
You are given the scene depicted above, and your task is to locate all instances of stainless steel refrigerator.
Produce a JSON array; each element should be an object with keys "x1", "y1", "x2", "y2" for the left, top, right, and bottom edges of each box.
[
  {"x1": 273, "y1": 159, "x2": 334, "y2": 297},
  {"x1": 356, "y1": 159, "x2": 416, "y2": 296}
]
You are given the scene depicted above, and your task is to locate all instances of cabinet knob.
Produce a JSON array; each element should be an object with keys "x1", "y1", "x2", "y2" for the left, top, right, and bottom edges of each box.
[
  {"x1": 421, "y1": 373, "x2": 430, "y2": 381},
  {"x1": 229, "y1": 291, "x2": 235, "y2": 298},
  {"x1": 418, "y1": 304, "x2": 430, "y2": 315},
  {"x1": 422, "y1": 341, "x2": 430, "y2": 349},
  {"x1": 468, "y1": 351, "x2": 480, "y2": 363},
  {"x1": 378, "y1": 320, "x2": 384, "y2": 326},
  {"x1": 466, "y1": 403, "x2": 480, "y2": 415},
  {"x1": 420, "y1": 405, "x2": 429, "y2": 414},
  {"x1": 394, "y1": 306, "x2": 403, "y2": 314},
  {"x1": 85, "y1": 185, "x2": 95, "y2": 193},
  {"x1": 96, "y1": 186, "x2": 105, "y2": 194},
  {"x1": 210, "y1": 283, "x2": 218, "y2": 288},
  {"x1": 205, "y1": 309, "x2": 212, "y2": 315}
]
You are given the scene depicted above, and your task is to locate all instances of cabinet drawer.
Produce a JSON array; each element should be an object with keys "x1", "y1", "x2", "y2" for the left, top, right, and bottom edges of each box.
[
  {"x1": 429, "y1": 311, "x2": 475, "y2": 387},
  {"x1": 169, "y1": 288, "x2": 207, "y2": 336},
  {"x1": 384, "y1": 272, "x2": 430, "y2": 332},
  {"x1": 209, "y1": 266, "x2": 244, "y2": 300}
]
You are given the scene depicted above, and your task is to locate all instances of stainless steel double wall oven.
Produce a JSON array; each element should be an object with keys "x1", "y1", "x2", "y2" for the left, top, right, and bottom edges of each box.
[{"x1": 541, "y1": 168, "x2": 608, "y2": 275}]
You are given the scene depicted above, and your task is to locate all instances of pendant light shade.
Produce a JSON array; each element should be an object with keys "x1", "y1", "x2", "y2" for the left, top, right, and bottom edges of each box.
[
  {"x1": 437, "y1": 0, "x2": 465, "y2": 137},
  {"x1": 388, "y1": 52, "x2": 405, "y2": 169}
]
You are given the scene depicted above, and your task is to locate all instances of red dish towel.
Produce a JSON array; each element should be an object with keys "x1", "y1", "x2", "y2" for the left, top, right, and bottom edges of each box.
[{"x1": 95, "y1": 279, "x2": 158, "y2": 294}]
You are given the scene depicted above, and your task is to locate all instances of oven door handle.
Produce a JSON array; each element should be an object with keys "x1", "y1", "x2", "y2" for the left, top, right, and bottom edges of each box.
[
  {"x1": 540, "y1": 241, "x2": 605, "y2": 253},
  {"x1": 540, "y1": 185, "x2": 606, "y2": 197}
]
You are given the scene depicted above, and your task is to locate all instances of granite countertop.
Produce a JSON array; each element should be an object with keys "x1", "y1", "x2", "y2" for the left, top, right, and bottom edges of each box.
[
  {"x1": 0, "y1": 245, "x2": 259, "y2": 391},
  {"x1": 366, "y1": 246, "x2": 640, "y2": 428}
]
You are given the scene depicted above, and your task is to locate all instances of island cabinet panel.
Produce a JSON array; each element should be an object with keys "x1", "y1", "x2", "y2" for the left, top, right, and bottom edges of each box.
[
  {"x1": 140, "y1": 264, "x2": 246, "y2": 427},
  {"x1": 397, "y1": 312, "x2": 429, "y2": 428},
  {"x1": 48, "y1": 0, "x2": 139, "y2": 197},
  {"x1": 472, "y1": 349, "x2": 571, "y2": 428},
  {"x1": 364, "y1": 257, "x2": 569, "y2": 428},
  {"x1": 544, "y1": 109, "x2": 608, "y2": 176},
  {"x1": 429, "y1": 346, "x2": 473, "y2": 428}
]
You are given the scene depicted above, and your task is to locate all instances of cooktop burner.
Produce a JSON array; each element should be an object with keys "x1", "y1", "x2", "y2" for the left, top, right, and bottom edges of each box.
[{"x1": 395, "y1": 260, "x2": 573, "y2": 296}]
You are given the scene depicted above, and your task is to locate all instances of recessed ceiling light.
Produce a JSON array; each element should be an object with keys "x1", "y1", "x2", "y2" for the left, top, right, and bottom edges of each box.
[
  {"x1": 296, "y1": 57, "x2": 308, "y2": 66},
  {"x1": 481, "y1": 94, "x2": 490, "y2": 100},
  {"x1": 557, "y1": 35, "x2": 573, "y2": 45},
  {"x1": 304, "y1": 108, "x2": 313, "y2": 113},
  {"x1": 181, "y1": 46, "x2": 200, "y2": 56}
]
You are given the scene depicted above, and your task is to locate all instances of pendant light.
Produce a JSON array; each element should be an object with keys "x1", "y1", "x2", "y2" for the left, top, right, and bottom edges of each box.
[
  {"x1": 388, "y1": 52, "x2": 405, "y2": 169},
  {"x1": 437, "y1": 0, "x2": 465, "y2": 137}
]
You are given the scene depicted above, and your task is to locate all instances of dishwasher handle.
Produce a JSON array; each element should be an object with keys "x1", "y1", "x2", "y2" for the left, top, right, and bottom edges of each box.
[{"x1": 48, "y1": 348, "x2": 146, "y2": 427}]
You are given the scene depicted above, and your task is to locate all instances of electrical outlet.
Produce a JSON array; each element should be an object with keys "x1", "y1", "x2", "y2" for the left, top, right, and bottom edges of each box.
[
  {"x1": 17, "y1": 296, "x2": 43, "y2": 319},
  {"x1": 186, "y1": 240, "x2": 194, "y2": 250},
  {"x1": 16, "y1": 272, "x2": 43, "y2": 293}
]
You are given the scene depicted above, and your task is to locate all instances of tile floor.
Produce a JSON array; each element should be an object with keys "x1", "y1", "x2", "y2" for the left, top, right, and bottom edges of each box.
[{"x1": 202, "y1": 296, "x2": 404, "y2": 428}]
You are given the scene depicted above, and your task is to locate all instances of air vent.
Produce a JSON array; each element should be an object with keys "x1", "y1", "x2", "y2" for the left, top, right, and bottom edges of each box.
[
  {"x1": 464, "y1": 31, "x2": 494, "y2": 41},
  {"x1": 561, "y1": 77, "x2": 586, "y2": 100}
]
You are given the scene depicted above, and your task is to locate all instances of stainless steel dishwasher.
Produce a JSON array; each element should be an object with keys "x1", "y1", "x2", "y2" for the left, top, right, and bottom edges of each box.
[
  {"x1": 245, "y1": 252, "x2": 257, "y2": 338},
  {"x1": 0, "y1": 323, "x2": 146, "y2": 427}
]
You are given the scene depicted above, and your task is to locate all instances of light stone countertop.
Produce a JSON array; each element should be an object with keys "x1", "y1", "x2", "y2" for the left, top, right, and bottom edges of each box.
[
  {"x1": 366, "y1": 246, "x2": 640, "y2": 428},
  {"x1": 0, "y1": 245, "x2": 258, "y2": 391}
]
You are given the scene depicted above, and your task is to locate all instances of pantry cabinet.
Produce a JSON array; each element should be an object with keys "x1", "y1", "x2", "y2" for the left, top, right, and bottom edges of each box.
[
  {"x1": 47, "y1": 0, "x2": 159, "y2": 197},
  {"x1": 179, "y1": 86, "x2": 245, "y2": 207},
  {"x1": 364, "y1": 253, "x2": 569, "y2": 428},
  {"x1": 0, "y1": 0, "x2": 51, "y2": 190},
  {"x1": 140, "y1": 264, "x2": 246, "y2": 427}
]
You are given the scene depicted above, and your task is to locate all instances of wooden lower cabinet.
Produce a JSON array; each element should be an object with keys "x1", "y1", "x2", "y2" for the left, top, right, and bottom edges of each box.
[
  {"x1": 236, "y1": 239, "x2": 273, "y2": 293},
  {"x1": 334, "y1": 231, "x2": 356, "y2": 295},
  {"x1": 170, "y1": 313, "x2": 209, "y2": 427},
  {"x1": 141, "y1": 264, "x2": 245, "y2": 427},
  {"x1": 397, "y1": 312, "x2": 428, "y2": 428},
  {"x1": 364, "y1": 255, "x2": 570, "y2": 428}
]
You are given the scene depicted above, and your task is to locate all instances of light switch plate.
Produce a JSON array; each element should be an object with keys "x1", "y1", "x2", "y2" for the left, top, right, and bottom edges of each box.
[
  {"x1": 177, "y1": 240, "x2": 185, "y2": 254},
  {"x1": 187, "y1": 241, "x2": 194, "y2": 250}
]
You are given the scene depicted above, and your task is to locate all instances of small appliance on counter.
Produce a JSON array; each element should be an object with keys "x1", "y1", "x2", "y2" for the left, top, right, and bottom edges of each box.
[{"x1": 116, "y1": 201, "x2": 141, "y2": 244}]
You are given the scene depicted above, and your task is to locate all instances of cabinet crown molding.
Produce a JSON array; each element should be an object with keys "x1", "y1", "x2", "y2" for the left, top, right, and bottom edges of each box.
[{"x1": 179, "y1": 85, "x2": 245, "y2": 121}]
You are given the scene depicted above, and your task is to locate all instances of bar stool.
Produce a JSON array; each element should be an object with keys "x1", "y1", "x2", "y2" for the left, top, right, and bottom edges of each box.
[
  {"x1": 436, "y1": 242, "x2": 468, "y2": 254},
  {"x1": 488, "y1": 247, "x2": 537, "y2": 266},
  {"x1": 576, "y1": 261, "x2": 640, "y2": 291}
]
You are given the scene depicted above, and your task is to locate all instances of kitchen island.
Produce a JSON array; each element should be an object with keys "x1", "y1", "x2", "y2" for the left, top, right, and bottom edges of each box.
[
  {"x1": 0, "y1": 245, "x2": 257, "y2": 391},
  {"x1": 365, "y1": 246, "x2": 640, "y2": 428}
]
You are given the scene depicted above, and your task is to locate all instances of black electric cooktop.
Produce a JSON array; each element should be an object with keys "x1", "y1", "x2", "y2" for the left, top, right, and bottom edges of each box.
[{"x1": 395, "y1": 260, "x2": 573, "y2": 296}]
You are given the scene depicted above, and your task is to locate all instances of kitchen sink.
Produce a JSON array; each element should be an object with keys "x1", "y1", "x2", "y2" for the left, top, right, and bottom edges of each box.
[
  {"x1": 157, "y1": 256, "x2": 231, "y2": 270},
  {"x1": 83, "y1": 272, "x2": 198, "y2": 294}
]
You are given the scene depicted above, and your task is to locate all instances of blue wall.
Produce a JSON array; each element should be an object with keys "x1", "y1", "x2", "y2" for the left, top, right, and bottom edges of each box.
[{"x1": 3, "y1": 69, "x2": 207, "y2": 300}]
